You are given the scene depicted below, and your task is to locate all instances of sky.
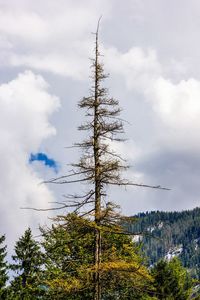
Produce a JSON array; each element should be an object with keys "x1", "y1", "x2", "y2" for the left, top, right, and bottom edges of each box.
[{"x1": 1, "y1": 0, "x2": 200, "y2": 250}]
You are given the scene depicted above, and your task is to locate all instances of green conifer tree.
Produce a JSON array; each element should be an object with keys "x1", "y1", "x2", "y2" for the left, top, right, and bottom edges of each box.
[
  {"x1": 9, "y1": 228, "x2": 44, "y2": 299},
  {"x1": 151, "y1": 257, "x2": 192, "y2": 299}
]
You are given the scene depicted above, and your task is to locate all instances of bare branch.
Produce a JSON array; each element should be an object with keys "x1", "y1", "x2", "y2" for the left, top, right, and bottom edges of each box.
[
  {"x1": 21, "y1": 203, "x2": 80, "y2": 211},
  {"x1": 102, "y1": 180, "x2": 170, "y2": 190},
  {"x1": 46, "y1": 176, "x2": 93, "y2": 185}
]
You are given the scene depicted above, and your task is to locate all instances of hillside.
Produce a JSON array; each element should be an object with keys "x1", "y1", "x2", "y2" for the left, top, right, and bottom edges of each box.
[{"x1": 127, "y1": 207, "x2": 200, "y2": 278}]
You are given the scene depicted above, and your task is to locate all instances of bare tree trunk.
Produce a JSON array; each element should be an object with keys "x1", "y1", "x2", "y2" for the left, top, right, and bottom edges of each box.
[
  {"x1": 94, "y1": 229, "x2": 101, "y2": 300},
  {"x1": 94, "y1": 21, "x2": 101, "y2": 300}
]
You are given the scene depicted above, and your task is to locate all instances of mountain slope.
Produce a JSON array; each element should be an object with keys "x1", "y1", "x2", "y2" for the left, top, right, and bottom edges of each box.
[{"x1": 127, "y1": 207, "x2": 200, "y2": 278}]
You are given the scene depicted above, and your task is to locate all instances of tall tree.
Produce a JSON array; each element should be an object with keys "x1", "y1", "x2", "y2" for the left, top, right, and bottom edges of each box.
[
  {"x1": 10, "y1": 228, "x2": 44, "y2": 299},
  {"x1": 0, "y1": 235, "x2": 8, "y2": 299},
  {"x1": 36, "y1": 19, "x2": 167, "y2": 300}
]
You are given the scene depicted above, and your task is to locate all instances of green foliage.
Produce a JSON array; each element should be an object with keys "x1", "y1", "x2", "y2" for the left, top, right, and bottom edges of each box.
[
  {"x1": 40, "y1": 214, "x2": 94, "y2": 299},
  {"x1": 151, "y1": 257, "x2": 192, "y2": 299},
  {"x1": 0, "y1": 235, "x2": 8, "y2": 299},
  {"x1": 9, "y1": 227, "x2": 44, "y2": 299},
  {"x1": 0, "y1": 218, "x2": 196, "y2": 299},
  {"x1": 41, "y1": 213, "x2": 154, "y2": 299}
]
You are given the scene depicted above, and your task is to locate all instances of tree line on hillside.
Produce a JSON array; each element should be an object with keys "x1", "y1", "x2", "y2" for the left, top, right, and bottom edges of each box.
[
  {"x1": 0, "y1": 219, "x2": 195, "y2": 299},
  {"x1": 127, "y1": 208, "x2": 200, "y2": 278}
]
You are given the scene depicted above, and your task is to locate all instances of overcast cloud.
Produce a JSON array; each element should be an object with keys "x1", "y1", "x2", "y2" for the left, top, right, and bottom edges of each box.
[{"x1": 1, "y1": 0, "x2": 200, "y2": 249}]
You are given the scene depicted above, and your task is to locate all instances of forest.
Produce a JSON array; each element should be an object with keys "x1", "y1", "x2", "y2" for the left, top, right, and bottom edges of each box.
[
  {"x1": 0, "y1": 219, "x2": 196, "y2": 299},
  {"x1": 129, "y1": 207, "x2": 200, "y2": 279}
]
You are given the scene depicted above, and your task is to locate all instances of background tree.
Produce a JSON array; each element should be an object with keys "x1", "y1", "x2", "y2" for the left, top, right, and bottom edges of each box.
[
  {"x1": 0, "y1": 235, "x2": 8, "y2": 299},
  {"x1": 151, "y1": 257, "x2": 192, "y2": 299},
  {"x1": 9, "y1": 228, "x2": 44, "y2": 299}
]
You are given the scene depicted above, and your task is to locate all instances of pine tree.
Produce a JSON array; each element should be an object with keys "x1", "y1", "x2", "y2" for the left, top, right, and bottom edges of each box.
[
  {"x1": 10, "y1": 228, "x2": 44, "y2": 299},
  {"x1": 0, "y1": 235, "x2": 8, "y2": 299}
]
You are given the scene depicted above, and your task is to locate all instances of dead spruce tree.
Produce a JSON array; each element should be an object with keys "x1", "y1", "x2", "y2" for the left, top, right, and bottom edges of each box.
[{"x1": 35, "y1": 20, "x2": 168, "y2": 300}]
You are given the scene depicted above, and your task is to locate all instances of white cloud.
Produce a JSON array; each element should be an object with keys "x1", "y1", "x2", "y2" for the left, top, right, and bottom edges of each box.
[
  {"x1": 102, "y1": 44, "x2": 200, "y2": 213},
  {"x1": 151, "y1": 77, "x2": 200, "y2": 128},
  {"x1": 146, "y1": 77, "x2": 200, "y2": 152},
  {"x1": 10, "y1": 53, "x2": 89, "y2": 80},
  {"x1": 104, "y1": 46, "x2": 161, "y2": 90},
  {"x1": 0, "y1": 70, "x2": 60, "y2": 247},
  {"x1": 105, "y1": 44, "x2": 200, "y2": 153},
  {"x1": 0, "y1": 11, "x2": 48, "y2": 43},
  {"x1": 0, "y1": 0, "x2": 111, "y2": 79}
]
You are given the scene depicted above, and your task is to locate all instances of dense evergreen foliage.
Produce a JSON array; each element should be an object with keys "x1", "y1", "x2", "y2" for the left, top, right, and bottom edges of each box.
[
  {"x1": 151, "y1": 257, "x2": 192, "y2": 299},
  {"x1": 40, "y1": 214, "x2": 154, "y2": 299},
  {"x1": 0, "y1": 223, "x2": 156, "y2": 299},
  {"x1": 9, "y1": 228, "x2": 44, "y2": 299},
  {"x1": 0, "y1": 213, "x2": 197, "y2": 299},
  {"x1": 127, "y1": 207, "x2": 200, "y2": 278}
]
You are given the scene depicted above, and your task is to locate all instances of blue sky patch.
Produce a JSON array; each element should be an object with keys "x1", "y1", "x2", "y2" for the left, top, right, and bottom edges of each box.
[{"x1": 29, "y1": 152, "x2": 59, "y2": 172}]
